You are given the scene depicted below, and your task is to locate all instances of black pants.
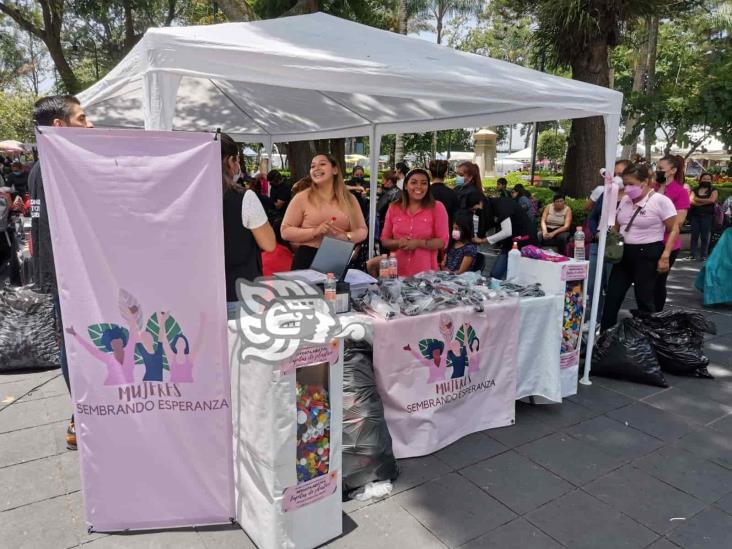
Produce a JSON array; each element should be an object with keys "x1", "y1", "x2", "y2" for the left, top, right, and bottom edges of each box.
[
  {"x1": 291, "y1": 245, "x2": 318, "y2": 270},
  {"x1": 653, "y1": 248, "x2": 678, "y2": 312},
  {"x1": 53, "y1": 294, "x2": 73, "y2": 422},
  {"x1": 538, "y1": 231, "x2": 571, "y2": 253},
  {"x1": 601, "y1": 242, "x2": 664, "y2": 331},
  {"x1": 690, "y1": 214, "x2": 713, "y2": 258}
]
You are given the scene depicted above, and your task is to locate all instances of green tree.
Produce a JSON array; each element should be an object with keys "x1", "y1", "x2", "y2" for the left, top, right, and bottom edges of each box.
[
  {"x1": 0, "y1": 91, "x2": 35, "y2": 142},
  {"x1": 616, "y1": 5, "x2": 731, "y2": 157},
  {"x1": 536, "y1": 130, "x2": 567, "y2": 163},
  {"x1": 503, "y1": 0, "x2": 693, "y2": 198}
]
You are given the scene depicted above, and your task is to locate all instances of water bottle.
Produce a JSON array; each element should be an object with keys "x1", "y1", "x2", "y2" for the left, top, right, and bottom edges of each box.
[
  {"x1": 388, "y1": 256, "x2": 398, "y2": 278},
  {"x1": 573, "y1": 226, "x2": 585, "y2": 261},
  {"x1": 506, "y1": 242, "x2": 521, "y2": 280},
  {"x1": 379, "y1": 259, "x2": 390, "y2": 281},
  {"x1": 473, "y1": 214, "x2": 480, "y2": 238},
  {"x1": 324, "y1": 273, "x2": 337, "y2": 306}
]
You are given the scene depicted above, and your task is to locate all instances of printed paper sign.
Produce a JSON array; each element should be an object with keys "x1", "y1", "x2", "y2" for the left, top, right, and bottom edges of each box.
[
  {"x1": 372, "y1": 302, "x2": 520, "y2": 458},
  {"x1": 38, "y1": 127, "x2": 235, "y2": 531}
]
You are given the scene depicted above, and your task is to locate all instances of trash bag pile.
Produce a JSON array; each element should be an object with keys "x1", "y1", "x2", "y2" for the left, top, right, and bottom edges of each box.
[
  {"x1": 0, "y1": 285, "x2": 60, "y2": 371},
  {"x1": 631, "y1": 309, "x2": 716, "y2": 378},
  {"x1": 592, "y1": 318, "x2": 668, "y2": 387},
  {"x1": 342, "y1": 340, "x2": 398, "y2": 494},
  {"x1": 592, "y1": 308, "x2": 718, "y2": 386}
]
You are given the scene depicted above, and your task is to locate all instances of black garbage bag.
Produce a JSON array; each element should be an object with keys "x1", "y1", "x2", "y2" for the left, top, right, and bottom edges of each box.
[
  {"x1": 592, "y1": 319, "x2": 668, "y2": 387},
  {"x1": 0, "y1": 285, "x2": 60, "y2": 371},
  {"x1": 342, "y1": 340, "x2": 399, "y2": 494},
  {"x1": 631, "y1": 309, "x2": 716, "y2": 378}
]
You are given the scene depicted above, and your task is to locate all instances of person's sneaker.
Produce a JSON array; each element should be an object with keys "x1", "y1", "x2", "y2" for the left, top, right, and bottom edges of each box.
[{"x1": 66, "y1": 421, "x2": 77, "y2": 450}]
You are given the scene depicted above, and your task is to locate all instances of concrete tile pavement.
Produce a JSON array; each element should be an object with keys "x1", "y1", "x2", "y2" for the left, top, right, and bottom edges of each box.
[{"x1": 1, "y1": 264, "x2": 730, "y2": 548}]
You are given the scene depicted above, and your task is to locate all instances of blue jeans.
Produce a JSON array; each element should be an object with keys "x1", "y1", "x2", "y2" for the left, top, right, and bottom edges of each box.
[
  {"x1": 490, "y1": 252, "x2": 508, "y2": 279},
  {"x1": 587, "y1": 243, "x2": 612, "y2": 314}
]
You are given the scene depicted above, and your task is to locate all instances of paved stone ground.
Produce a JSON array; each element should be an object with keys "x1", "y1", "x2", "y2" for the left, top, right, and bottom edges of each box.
[{"x1": 1, "y1": 260, "x2": 730, "y2": 549}]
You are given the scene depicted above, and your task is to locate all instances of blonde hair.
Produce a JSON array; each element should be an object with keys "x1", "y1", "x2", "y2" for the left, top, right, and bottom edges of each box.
[{"x1": 307, "y1": 154, "x2": 358, "y2": 229}]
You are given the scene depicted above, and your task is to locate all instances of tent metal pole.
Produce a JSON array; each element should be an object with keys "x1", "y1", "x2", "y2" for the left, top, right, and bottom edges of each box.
[
  {"x1": 368, "y1": 125, "x2": 381, "y2": 259},
  {"x1": 581, "y1": 113, "x2": 621, "y2": 385}
]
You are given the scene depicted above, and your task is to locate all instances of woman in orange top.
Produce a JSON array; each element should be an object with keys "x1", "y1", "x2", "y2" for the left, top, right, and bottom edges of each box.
[{"x1": 282, "y1": 154, "x2": 368, "y2": 270}]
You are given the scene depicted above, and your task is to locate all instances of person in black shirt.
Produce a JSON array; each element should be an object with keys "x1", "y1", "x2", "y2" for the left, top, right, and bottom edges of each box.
[
  {"x1": 6, "y1": 161, "x2": 29, "y2": 195},
  {"x1": 496, "y1": 177, "x2": 511, "y2": 199},
  {"x1": 429, "y1": 159, "x2": 459, "y2": 231},
  {"x1": 468, "y1": 194, "x2": 536, "y2": 279},
  {"x1": 268, "y1": 169, "x2": 291, "y2": 211},
  {"x1": 377, "y1": 169, "x2": 401, "y2": 226},
  {"x1": 30, "y1": 95, "x2": 93, "y2": 451},
  {"x1": 455, "y1": 161, "x2": 485, "y2": 211},
  {"x1": 221, "y1": 134, "x2": 275, "y2": 303}
]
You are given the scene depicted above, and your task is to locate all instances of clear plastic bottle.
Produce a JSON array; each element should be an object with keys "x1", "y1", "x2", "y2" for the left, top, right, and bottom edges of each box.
[
  {"x1": 379, "y1": 259, "x2": 390, "y2": 281},
  {"x1": 324, "y1": 272, "x2": 337, "y2": 305},
  {"x1": 506, "y1": 242, "x2": 521, "y2": 280},
  {"x1": 573, "y1": 226, "x2": 585, "y2": 261},
  {"x1": 388, "y1": 256, "x2": 398, "y2": 278}
]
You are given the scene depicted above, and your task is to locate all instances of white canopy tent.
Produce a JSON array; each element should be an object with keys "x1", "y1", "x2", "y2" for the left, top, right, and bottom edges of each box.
[
  {"x1": 506, "y1": 147, "x2": 533, "y2": 161},
  {"x1": 78, "y1": 12, "x2": 623, "y2": 384}
]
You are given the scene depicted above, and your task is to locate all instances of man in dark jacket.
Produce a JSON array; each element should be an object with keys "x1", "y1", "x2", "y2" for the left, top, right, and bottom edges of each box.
[
  {"x1": 30, "y1": 95, "x2": 93, "y2": 451},
  {"x1": 429, "y1": 160, "x2": 459, "y2": 231}
]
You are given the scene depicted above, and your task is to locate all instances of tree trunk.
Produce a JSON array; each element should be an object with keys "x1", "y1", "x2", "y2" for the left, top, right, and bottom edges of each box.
[
  {"x1": 330, "y1": 138, "x2": 346, "y2": 175},
  {"x1": 394, "y1": 0, "x2": 408, "y2": 163},
  {"x1": 621, "y1": 24, "x2": 649, "y2": 160},
  {"x1": 289, "y1": 141, "x2": 314, "y2": 182},
  {"x1": 644, "y1": 16, "x2": 659, "y2": 161},
  {"x1": 122, "y1": 0, "x2": 136, "y2": 51},
  {"x1": 217, "y1": 0, "x2": 259, "y2": 21},
  {"x1": 564, "y1": 39, "x2": 610, "y2": 199},
  {"x1": 46, "y1": 34, "x2": 80, "y2": 93}
]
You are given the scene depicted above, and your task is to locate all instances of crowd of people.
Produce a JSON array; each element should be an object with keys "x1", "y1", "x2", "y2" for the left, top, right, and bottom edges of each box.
[{"x1": 2, "y1": 93, "x2": 730, "y2": 454}]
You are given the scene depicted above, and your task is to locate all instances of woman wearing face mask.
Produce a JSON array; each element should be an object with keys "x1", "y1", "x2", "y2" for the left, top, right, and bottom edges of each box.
[
  {"x1": 220, "y1": 133, "x2": 276, "y2": 303},
  {"x1": 282, "y1": 154, "x2": 368, "y2": 270},
  {"x1": 441, "y1": 211, "x2": 478, "y2": 274},
  {"x1": 688, "y1": 173, "x2": 718, "y2": 261},
  {"x1": 653, "y1": 155, "x2": 690, "y2": 310},
  {"x1": 454, "y1": 162, "x2": 485, "y2": 211},
  {"x1": 381, "y1": 168, "x2": 449, "y2": 276},
  {"x1": 601, "y1": 163, "x2": 679, "y2": 331}
]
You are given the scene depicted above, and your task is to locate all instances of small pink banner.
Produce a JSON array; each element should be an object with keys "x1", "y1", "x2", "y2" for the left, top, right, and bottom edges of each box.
[
  {"x1": 282, "y1": 471, "x2": 338, "y2": 512},
  {"x1": 561, "y1": 262, "x2": 589, "y2": 281},
  {"x1": 280, "y1": 341, "x2": 340, "y2": 375}
]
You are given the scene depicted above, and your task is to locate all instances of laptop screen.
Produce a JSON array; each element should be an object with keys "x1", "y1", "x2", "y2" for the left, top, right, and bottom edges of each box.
[{"x1": 309, "y1": 236, "x2": 355, "y2": 281}]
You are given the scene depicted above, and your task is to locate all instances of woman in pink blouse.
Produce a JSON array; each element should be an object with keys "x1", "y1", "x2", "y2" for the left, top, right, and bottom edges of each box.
[
  {"x1": 381, "y1": 168, "x2": 449, "y2": 277},
  {"x1": 654, "y1": 154, "x2": 690, "y2": 311},
  {"x1": 282, "y1": 154, "x2": 368, "y2": 270}
]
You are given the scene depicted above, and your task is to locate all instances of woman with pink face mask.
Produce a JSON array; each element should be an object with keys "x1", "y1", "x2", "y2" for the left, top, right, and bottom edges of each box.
[{"x1": 601, "y1": 163, "x2": 680, "y2": 331}]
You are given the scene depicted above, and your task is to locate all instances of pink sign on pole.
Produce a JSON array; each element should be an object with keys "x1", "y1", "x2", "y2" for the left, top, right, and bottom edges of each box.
[
  {"x1": 372, "y1": 301, "x2": 520, "y2": 458},
  {"x1": 37, "y1": 127, "x2": 235, "y2": 532}
]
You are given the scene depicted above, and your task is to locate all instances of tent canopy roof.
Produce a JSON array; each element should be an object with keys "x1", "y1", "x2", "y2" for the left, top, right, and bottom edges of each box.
[{"x1": 79, "y1": 13, "x2": 623, "y2": 142}]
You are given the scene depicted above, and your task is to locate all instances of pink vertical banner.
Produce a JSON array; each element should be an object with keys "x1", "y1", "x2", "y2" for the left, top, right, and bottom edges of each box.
[{"x1": 37, "y1": 127, "x2": 235, "y2": 531}]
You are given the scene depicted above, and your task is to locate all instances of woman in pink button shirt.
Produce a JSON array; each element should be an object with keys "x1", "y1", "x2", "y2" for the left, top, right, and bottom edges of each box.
[
  {"x1": 654, "y1": 154, "x2": 690, "y2": 311},
  {"x1": 601, "y1": 163, "x2": 679, "y2": 330},
  {"x1": 381, "y1": 168, "x2": 449, "y2": 277}
]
